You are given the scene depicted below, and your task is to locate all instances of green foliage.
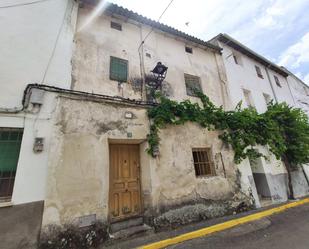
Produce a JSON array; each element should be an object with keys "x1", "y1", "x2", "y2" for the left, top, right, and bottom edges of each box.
[{"x1": 147, "y1": 92, "x2": 309, "y2": 166}]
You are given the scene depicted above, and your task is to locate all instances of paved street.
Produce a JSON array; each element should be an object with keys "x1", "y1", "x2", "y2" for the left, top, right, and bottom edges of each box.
[{"x1": 168, "y1": 203, "x2": 309, "y2": 249}]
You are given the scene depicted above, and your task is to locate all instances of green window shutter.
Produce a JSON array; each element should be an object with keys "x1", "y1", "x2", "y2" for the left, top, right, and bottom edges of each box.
[
  {"x1": 0, "y1": 129, "x2": 23, "y2": 172},
  {"x1": 184, "y1": 74, "x2": 202, "y2": 96},
  {"x1": 110, "y1": 57, "x2": 128, "y2": 82}
]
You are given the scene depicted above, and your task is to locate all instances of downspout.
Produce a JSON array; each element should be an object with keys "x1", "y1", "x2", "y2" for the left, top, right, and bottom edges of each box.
[
  {"x1": 284, "y1": 76, "x2": 296, "y2": 105},
  {"x1": 138, "y1": 24, "x2": 146, "y2": 101},
  {"x1": 264, "y1": 65, "x2": 278, "y2": 103}
]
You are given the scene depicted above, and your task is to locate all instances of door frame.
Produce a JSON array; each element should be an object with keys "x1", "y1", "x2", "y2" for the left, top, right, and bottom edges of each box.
[{"x1": 108, "y1": 142, "x2": 143, "y2": 222}]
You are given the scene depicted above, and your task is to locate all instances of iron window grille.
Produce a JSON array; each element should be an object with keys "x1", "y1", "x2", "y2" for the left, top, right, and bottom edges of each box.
[
  {"x1": 110, "y1": 56, "x2": 128, "y2": 82},
  {"x1": 192, "y1": 148, "x2": 214, "y2": 177},
  {"x1": 0, "y1": 128, "x2": 23, "y2": 202},
  {"x1": 184, "y1": 74, "x2": 202, "y2": 96}
]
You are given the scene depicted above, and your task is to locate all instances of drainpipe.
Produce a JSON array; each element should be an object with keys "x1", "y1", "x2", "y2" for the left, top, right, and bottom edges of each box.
[
  {"x1": 138, "y1": 25, "x2": 146, "y2": 101},
  {"x1": 284, "y1": 76, "x2": 296, "y2": 105},
  {"x1": 264, "y1": 65, "x2": 278, "y2": 103}
]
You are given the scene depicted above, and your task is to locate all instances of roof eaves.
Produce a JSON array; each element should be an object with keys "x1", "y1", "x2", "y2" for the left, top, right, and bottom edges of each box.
[
  {"x1": 213, "y1": 33, "x2": 288, "y2": 77},
  {"x1": 81, "y1": 1, "x2": 222, "y2": 53}
]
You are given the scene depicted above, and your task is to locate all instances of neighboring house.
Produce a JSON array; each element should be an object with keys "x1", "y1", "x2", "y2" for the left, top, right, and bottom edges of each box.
[
  {"x1": 0, "y1": 0, "x2": 78, "y2": 246},
  {"x1": 210, "y1": 33, "x2": 309, "y2": 208},
  {"x1": 283, "y1": 67, "x2": 309, "y2": 116},
  {"x1": 40, "y1": 1, "x2": 249, "y2": 235}
]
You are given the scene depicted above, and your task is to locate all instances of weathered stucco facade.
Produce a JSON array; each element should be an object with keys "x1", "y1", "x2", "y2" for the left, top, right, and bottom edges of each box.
[
  {"x1": 42, "y1": 96, "x2": 245, "y2": 227},
  {"x1": 41, "y1": 3, "x2": 248, "y2": 230}
]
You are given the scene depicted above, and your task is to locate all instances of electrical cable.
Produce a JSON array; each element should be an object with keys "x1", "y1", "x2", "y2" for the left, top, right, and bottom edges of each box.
[
  {"x1": 0, "y1": 0, "x2": 53, "y2": 9},
  {"x1": 41, "y1": 0, "x2": 71, "y2": 84},
  {"x1": 138, "y1": 0, "x2": 175, "y2": 49}
]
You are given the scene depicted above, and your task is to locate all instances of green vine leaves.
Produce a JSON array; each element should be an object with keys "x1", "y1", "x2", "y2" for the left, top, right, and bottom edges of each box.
[{"x1": 146, "y1": 91, "x2": 309, "y2": 166}]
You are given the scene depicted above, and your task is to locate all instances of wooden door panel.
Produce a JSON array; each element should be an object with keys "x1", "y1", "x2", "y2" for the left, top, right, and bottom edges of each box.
[{"x1": 109, "y1": 144, "x2": 141, "y2": 221}]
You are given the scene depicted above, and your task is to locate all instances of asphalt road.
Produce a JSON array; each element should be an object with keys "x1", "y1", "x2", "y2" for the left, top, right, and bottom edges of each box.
[{"x1": 168, "y1": 203, "x2": 309, "y2": 249}]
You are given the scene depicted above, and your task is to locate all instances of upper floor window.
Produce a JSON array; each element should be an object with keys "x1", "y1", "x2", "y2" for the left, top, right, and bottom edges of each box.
[
  {"x1": 263, "y1": 93, "x2": 272, "y2": 106},
  {"x1": 111, "y1": 21, "x2": 122, "y2": 31},
  {"x1": 255, "y1": 65, "x2": 263, "y2": 79},
  {"x1": 184, "y1": 74, "x2": 202, "y2": 96},
  {"x1": 233, "y1": 53, "x2": 242, "y2": 65},
  {"x1": 274, "y1": 75, "x2": 281, "y2": 87},
  {"x1": 192, "y1": 148, "x2": 214, "y2": 177},
  {"x1": 110, "y1": 56, "x2": 128, "y2": 82},
  {"x1": 185, "y1": 46, "x2": 193, "y2": 54},
  {"x1": 243, "y1": 89, "x2": 254, "y2": 107}
]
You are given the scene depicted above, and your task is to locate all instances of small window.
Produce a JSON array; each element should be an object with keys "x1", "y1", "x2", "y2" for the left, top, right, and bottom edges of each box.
[
  {"x1": 274, "y1": 75, "x2": 281, "y2": 87},
  {"x1": 192, "y1": 148, "x2": 214, "y2": 176},
  {"x1": 145, "y1": 52, "x2": 151, "y2": 58},
  {"x1": 185, "y1": 46, "x2": 193, "y2": 54},
  {"x1": 111, "y1": 21, "x2": 122, "y2": 31},
  {"x1": 263, "y1": 93, "x2": 271, "y2": 106},
  {"x1": 243, "y1": 89, "x2": 254, "y2": 107},
  {"x1": 233, "y1": 55, "x2": 239, "y2": 64},
  {"x1": 255, "y1": 65, "x2": 263, "y2": 78},
  {"x1": 110, "y1": 56, "x2": 128, "y2": 82},
  {"x1": 184, "y1": 74, "x2": 202, "y2": 96},
  {"x1": 0, "y1": 128, "x2": 23, "y2": 202}
]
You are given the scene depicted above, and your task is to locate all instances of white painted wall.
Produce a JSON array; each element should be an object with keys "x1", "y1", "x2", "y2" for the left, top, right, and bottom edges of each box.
[
  {"x1": 0, "y1": 0, "x2": 78, "y2": 204},
  {"x1": 286, "y1": 74, "x2": 309, "y2": 116},
  {"x1": 0, "y1": 0, "x2": 77, "y2": 109},
  {"x1": 214, "y1": 41, "x2": 292, "y2": 205}
]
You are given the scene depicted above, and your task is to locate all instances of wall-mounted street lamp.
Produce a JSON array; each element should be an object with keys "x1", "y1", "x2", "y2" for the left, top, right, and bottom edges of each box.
[{"x1": 150, "y1": 62, "x2": 168, "y2": 90}]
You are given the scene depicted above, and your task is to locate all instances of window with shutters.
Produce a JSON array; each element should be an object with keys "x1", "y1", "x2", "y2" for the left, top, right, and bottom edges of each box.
[
  {"x1": 192, "y1": 148, "x2": 214, "y2": 177},
  {"x1": 255, "y1": 65, "x2": 263, "y2": 78},
  {"x1": 184, "y1": 74, "x2": 202, "y2": 96},
  {"x1": 110, "y1": 56, "x2": 128, "y2": 82},
  {"x1": 0, "y1": 128, "x2": 23, "y2": 202}
]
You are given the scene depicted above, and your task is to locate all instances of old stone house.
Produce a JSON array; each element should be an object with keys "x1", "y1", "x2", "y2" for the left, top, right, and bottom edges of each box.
[
  {"x1": 0, "y1": 0, "x2": 309, "y2": 245},
  {"x1": 41, "y1": 1, "x2": 248, "y2": 234}
]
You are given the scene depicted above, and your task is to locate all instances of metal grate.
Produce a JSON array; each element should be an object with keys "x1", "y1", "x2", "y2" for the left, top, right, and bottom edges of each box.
[
  {"x1": 110, "y1": 56, "x2": 128, "y2": 82},
  {"x1": 184, "y1": 74, "x2": 202, "y2": 96},
  {"x1": 0, "y1": 128, "x2": 23, "y2": 202},
  {"x1": 192, "y1": 148, "x2": 214, "y2": 176}
]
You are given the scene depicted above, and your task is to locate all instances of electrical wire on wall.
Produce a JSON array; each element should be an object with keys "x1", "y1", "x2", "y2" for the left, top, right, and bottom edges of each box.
[
  {"x1": 137, "y1": 0, "x2": 175, "y2": 100},
  {"x1": 41, "y1": 0, "x2": 73, "y2": 84},
  {"x1": 0, "y1": 0, "x2": 54, "y2": 9}
]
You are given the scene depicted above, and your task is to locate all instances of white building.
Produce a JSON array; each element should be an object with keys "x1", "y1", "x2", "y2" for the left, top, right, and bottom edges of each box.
[
  {"x1": 210, "y1": 33, "x2": 309, "y2": 207},
  {"x1": 0, "y1": 0, "x2": 78, "y2": 246}
]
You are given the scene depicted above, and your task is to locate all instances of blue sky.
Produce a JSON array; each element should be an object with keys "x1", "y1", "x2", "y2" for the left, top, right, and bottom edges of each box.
[{"x1": 109, "y1": 0, "x2": 309, "y2": 84}]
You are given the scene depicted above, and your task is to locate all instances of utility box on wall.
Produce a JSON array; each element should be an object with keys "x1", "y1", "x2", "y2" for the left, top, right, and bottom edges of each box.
[{"x1": 33, "y1": 137, "x2": 44, "y2": 153}]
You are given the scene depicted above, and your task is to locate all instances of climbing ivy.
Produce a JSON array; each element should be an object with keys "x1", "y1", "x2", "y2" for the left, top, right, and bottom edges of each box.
[{"x1": 146, "y1": 91, "x2": 309, "y2": 166}]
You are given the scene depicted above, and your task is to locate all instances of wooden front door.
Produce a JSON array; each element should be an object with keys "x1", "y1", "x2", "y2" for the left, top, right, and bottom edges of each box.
[{"x1": 109, "y1": 144, "x2": 142, "y2": 221}]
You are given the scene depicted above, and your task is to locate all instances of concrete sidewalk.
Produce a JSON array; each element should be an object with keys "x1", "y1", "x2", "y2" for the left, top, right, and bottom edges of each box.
[{"x1": 102, "y1": 198, "x2": 309, "y2": 249}]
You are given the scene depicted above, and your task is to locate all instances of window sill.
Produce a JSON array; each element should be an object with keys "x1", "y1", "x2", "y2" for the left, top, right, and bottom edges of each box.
[{"x1": 0, "y1": 201, "x2": 13, "y2": 208}]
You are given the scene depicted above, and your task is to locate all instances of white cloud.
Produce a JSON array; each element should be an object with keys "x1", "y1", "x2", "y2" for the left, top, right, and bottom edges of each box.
[{"x1": 279, "y1": 32, "x2": 309, "y2": 68}]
